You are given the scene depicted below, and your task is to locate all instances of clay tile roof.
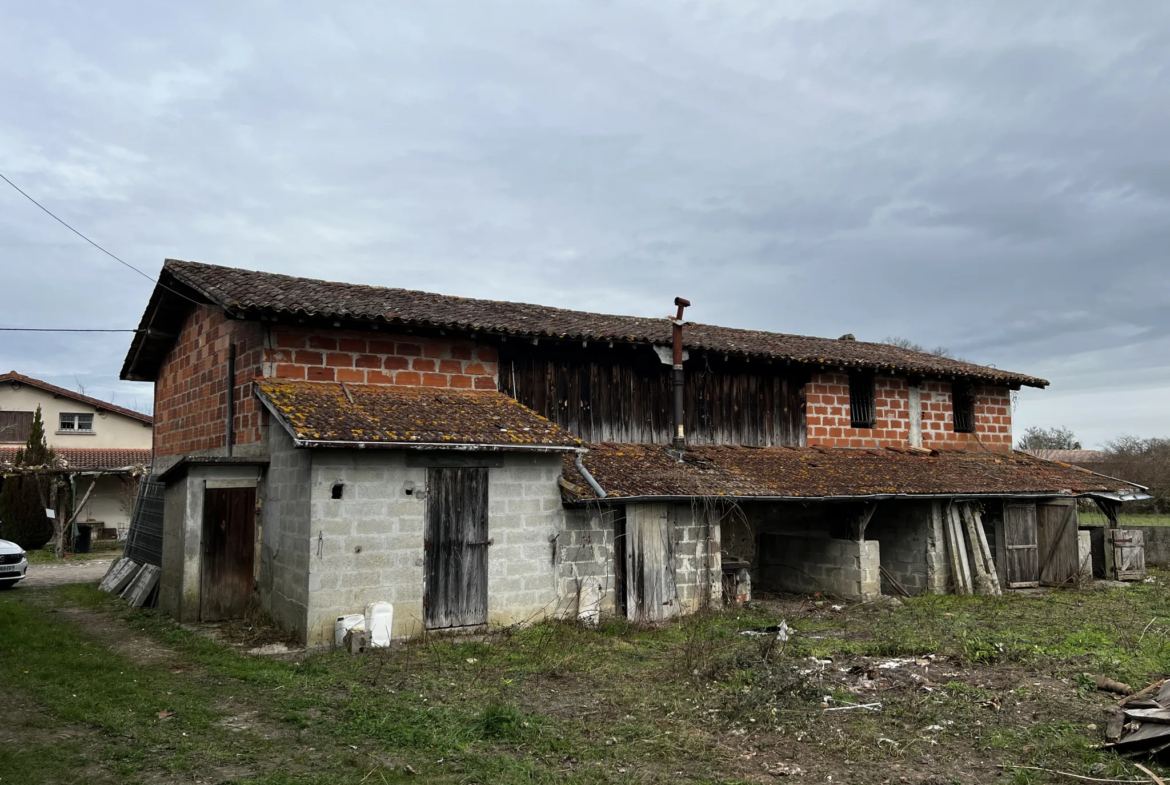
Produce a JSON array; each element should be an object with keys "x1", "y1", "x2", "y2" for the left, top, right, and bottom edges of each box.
[
  {"x1": 0, "y1": 446, "x2": 151, "y2": 471},
  {"x1": 254, "y1": 379, "x2": 581, "y2": 450},
  {"x1": 1019, "y1": 449, "x2": 1110, "y2": 465},
  {"x1": 123, "y1": 260, "x2": 1047, "y2": 388},
  {"x1": 0, "y1": 371, "x2": 154, "y2": 424},
  {"x1": 561, "y1": 443, "x2": 1143, "y2": 501}
]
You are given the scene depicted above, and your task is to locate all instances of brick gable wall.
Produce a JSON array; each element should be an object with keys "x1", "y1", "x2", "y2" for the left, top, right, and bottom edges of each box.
[
  {"x1": 263, "y1": 327, "x2": 497, "y2": 390},
  {"x1": 805, "y1": 372, "x2": 1012, "y2": 452},
  {"x1": 154, "y1": 306, "x2": 267, "y2": 458}
]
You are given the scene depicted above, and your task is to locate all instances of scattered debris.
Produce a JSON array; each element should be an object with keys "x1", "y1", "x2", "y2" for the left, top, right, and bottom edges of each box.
[
  {"x1": 1106, "y1": 678, "x2": 1170, "y2": 759},
  {"x1": 1094, "y1": 675, "x2": 1136, "y2": 696},
  {"x1": 156, "y1": 710, "x2": 175, "y2": 720}
]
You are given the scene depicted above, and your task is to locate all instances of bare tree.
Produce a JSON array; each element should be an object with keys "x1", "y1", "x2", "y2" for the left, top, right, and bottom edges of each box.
[
  {"x1": 883, "y1": 336, "x2": 957, "y2": 359},
  {"x1": 1017, "y1": 426, "x2": 1082, "y2": 451},
  {"x1": 1099, "y1": 436, "x2": 1170, "y2": 514}
]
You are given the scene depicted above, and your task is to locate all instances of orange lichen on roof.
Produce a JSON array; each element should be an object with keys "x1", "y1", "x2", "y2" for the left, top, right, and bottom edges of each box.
[
  {"x1": 254, "y1": 379, "x2": 581, "y2": 449},
  {"x1": 562, "y1": 443, "x2": 1142, "y2": 500}
]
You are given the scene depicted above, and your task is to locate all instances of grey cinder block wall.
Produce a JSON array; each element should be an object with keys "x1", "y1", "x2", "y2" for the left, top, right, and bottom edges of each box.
[{"x1": 867, "y1": 500, "x2": 951, "y2": 595}]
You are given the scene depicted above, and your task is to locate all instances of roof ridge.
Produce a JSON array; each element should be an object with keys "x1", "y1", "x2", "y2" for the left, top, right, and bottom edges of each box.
[{"x1": 0, "y1": 372, "x2": 154, "y2": 424}]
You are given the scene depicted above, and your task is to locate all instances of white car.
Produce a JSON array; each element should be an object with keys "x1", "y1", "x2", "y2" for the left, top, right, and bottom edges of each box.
[{"x1": 0, "y1": 539, "x2": 29, "y2": 588}]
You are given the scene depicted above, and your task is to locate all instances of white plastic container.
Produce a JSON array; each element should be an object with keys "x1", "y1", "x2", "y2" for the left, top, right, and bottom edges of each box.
[
  {"x1": 364, "y1": 602, "x2": 394, "y2": 648},
  {"x1": 334, "y1": 614, "x2": 365, "y2": 647}
]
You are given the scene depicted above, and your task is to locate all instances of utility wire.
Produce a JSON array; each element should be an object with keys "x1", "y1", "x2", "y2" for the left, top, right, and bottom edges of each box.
[
  {"x1": 0, "y1": 328, "x2": 140, "y2": 333},
  {"x1": 0, "y1": 170, "x2": 201, "y2": 306}
]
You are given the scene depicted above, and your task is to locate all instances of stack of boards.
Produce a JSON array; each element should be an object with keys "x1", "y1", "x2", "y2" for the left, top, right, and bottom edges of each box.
[
  {"x1": 945, "y1": 502, "x2": 1002, "y2": 597},
  {"x1": 98, "y1": 556, "x2": 160, "y2": 608}
]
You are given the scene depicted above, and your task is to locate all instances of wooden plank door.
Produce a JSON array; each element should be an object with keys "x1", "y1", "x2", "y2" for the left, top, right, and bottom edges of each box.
[
  {"x1": 1002, "y1": 503, "x2": 1039, "y2": 589},
  {"x1": 200, "y1": 486, "x2": 256, "y2": 621},
  {"x1": 424, "y1": 467, "x2": 489, "y2": 629},
  {"x1": 624, "y1": 504, "x2": 677, "y2": 621},
  {"x1": 1037, "y1": 500, "x2": 1078, "y2": 587},
  {"x1": 1111, "y1": 529, "x2": 1146, "y2": 581}
]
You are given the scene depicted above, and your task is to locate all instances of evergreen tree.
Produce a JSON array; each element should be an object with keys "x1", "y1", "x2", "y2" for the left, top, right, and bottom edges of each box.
[{"x1": 0, "y1": 406, "x2": 55, "y2": 549}]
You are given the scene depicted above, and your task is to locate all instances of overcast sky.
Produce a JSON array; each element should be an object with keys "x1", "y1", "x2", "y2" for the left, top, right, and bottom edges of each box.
[{"x1": 2, "y1": 2, "x2": 1168, "y2": 448}]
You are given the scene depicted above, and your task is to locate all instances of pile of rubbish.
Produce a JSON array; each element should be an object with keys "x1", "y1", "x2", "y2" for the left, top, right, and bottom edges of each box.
[{"x1": 1106, "y1": 677, "x2": 1170, "y2": 758}]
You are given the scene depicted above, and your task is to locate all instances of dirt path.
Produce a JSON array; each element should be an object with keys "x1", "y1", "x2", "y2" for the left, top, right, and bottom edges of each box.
[{"x1": 21, "y1": 558, "x2": 113, "y2": 588}]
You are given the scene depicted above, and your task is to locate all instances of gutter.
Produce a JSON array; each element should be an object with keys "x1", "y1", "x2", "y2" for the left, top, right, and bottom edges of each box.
[
  {"x1": 574, "y1": 453, "x2": 607, "y2": 498},
  {"x1": 563, "y1": 490, "x2": 1152, "y2": 506}
]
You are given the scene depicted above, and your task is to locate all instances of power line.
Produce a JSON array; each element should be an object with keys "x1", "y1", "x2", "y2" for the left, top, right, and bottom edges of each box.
[
  {"x1": 0, "y1": 170, "x2": 201, "y2": 306},
  {"x1": 0, "y1": 328, "x2": 140, "y2": 333}
]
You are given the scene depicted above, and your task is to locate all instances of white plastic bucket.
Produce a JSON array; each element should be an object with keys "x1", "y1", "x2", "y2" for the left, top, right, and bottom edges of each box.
[
  {"x1": 334, "y1": 614, "x2": 365, "y2": 647},
  {"x1": 365, "y1": 602, "x2": 394, "y2": 648}
]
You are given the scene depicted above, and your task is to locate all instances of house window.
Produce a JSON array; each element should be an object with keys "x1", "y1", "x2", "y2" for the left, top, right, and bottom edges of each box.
[
  {"x1": 952, "y1": 383, "x2": 976, "y2": 433},
  {"x1": 0, "y1": 411, "x2": 33, "y2": 443},
  {"x1": 849, "y1": 373, "x2": 876, "y2": 429},
  {"x1": 59, "y1": 413, "x2": 95, "y2": 433}
]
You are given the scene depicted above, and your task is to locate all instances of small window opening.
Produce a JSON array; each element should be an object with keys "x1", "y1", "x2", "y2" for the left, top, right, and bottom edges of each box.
[
  {"x1": 952, "y1": 382, "x2": 976, "y2": 433},
  {"x1": 849, "y1": 373, "x2": 876, "y2": 429},
  {"x1": 331, "y1": 483, "x2": 345, "y2": 500}
]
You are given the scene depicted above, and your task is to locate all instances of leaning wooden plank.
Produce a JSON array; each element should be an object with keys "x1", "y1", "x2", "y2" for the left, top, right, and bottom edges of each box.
[
  {"x1": 949, "y1": 506, "x2": 974, "y2": 594},
  {"x1": 960, "y1": 504, "x2": 993, "y2": 595},
  {"x1": 125, "y1": 565, "x2": 160, "y2": 608},
  {"x1": 969, "y1": 506, "x2": 1002, "y2": 595},
  {"x1": 944, "y1": 505, "x2": 968, "y2": 595}
]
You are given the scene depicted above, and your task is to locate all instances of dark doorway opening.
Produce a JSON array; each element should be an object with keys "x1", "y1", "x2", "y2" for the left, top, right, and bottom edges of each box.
[{"x1": 200, "y1": 486, "x2": 256, "y2": 621}]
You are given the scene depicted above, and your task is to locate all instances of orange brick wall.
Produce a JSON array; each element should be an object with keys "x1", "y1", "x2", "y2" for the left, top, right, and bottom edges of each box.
[
  {"x1": 154, "y1": 306, "x2": 267, "y2": 458},
  {"x1": 263, "y1": 327, "x2": 498, "y2": 390},
  {"x1": 805, "y1": 372, "x2": 1012, "y2": 452}
]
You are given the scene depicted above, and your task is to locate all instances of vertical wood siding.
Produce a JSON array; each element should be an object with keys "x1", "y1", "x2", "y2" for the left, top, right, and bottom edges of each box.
[
  {"x1": 200, "y1": 486, "x2": 256, "y2": 621},
  {"x1": 501, "y1": 346, "x2": 806, "y2": 446},
  {"x1": 424, "y1": 467, "x2": 489, "y2": 629}
]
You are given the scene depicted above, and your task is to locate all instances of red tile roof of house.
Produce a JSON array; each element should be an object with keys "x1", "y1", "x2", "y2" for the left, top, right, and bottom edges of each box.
[
  {"x1": 1020, "y1": 449, "x2": 1110, "y2": 465},
  {"x1": 122, "y1": 260, "x2": 1048, "y2": 389},
  {"x1": 0, "y1": 372, "x2": 153, "y2": 424},
  {"x1": 561, "y1": 443, "x2": 1142, "y2": 501},
  {"x1": 255, "y1": 379, "x2": 581, "y2": 450},
  {"x1": 0, "y1": 446, "x2": 151, "y2": 471}
]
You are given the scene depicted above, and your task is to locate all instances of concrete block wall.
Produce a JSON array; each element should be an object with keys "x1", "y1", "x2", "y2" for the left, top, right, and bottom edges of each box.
[
  {"x1": 670, "y1": 505, "x2": 722, "y2": 612},
  {"x1": 867, "y1": 500, "x2": 950, "y2": 595},
  {"x1": 558, "y1": 507, "x2": 619, "y2": 617},
  {"x1": 758, "y1": 534, "x2": 881, "y2": 600},
  {"x1": 259, "y1": 425, "x2": 312, "y2": 639},
  {"x1": 303, "y1": 450, "x2": 564, "y2": 645}
]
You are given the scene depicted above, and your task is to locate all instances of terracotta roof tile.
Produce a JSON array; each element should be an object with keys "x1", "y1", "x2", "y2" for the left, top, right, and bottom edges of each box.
[
  {"x1": 144, "y1": 260, "x2": 1046, "y2": 389},
  {"x1": 562, "y1": 443, "x2": 1142, "y2": 500},
  {"x1": 0, "y1": 372, "x2": 153, "y2": 424},
  {"x1": 0, "y1": 446, "x2": 151, "y2": 471},
  {"x1": 254, "y1": 379, "x2": 581, "y2": 449}
]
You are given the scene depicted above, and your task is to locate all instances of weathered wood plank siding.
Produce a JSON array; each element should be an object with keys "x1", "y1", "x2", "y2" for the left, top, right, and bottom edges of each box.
[
  {"x1": 501, "y1": 346, "x2": 806, "y2": 446},
  {"x1": 424, "y1": 467, "x2": 489, "y2": 629}
]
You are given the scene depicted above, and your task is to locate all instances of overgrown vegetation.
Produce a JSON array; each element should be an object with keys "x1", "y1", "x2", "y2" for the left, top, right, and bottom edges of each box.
[
  {"x1": 0, "y1": 405, "x2": 57, "y2": 550},
  {"x1": 6, "y1": 579, "x2": 1170, "y2": 783}
]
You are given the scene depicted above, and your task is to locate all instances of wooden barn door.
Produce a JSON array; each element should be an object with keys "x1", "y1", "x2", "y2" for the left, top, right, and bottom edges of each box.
[
  {"x1": 624, "y1": 504, "x2": 678, "y2": 621},
  {"x1": 424, "y1": 468, "x2": 489, "y2": 629},
  {"x1": 1037, "y1": 500, "x2": 1078, "y2": 587},
  {"x1": 200, "y1": 486, "x2": 256, "y2": 621},
  {"x1": 1110, "y1": 530, "x2": 1146, "y2": 581},
  {"x1": 1002, "y1": 503, "x2": 1039, "y2": 589}
]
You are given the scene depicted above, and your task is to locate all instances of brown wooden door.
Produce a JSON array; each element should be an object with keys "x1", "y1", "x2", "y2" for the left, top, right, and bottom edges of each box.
[
  {"x1": 1003, "y1": 503, "x2": 1039, "y2": 588},
  {"x1": 1111, "y1": 529, "x2": 1146, "y2": 580},
  {"x1": 200, "y1": 486, "x2": 256, "y2": 621},
  {"x1": 624, "y1": 504, "x2": 677, "y2": 621},
  {"x1": 424, "y1": 468, "x2": 489, "y2": 629},
  {"x1": 1037, "y1": 500, "x2": 1078, "y2": 587}
]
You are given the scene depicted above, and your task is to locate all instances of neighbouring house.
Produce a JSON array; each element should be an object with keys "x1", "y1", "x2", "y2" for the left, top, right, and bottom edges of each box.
[
  {"x1": 1020, "y1": 449, "x2": 1110, "y2": 470},
  {"x1": 0, "y1": 371, "x2": 153, "y2": 538},
  {"x1": 120, "y1": 260, "x2": 1146, "y2": 644}
]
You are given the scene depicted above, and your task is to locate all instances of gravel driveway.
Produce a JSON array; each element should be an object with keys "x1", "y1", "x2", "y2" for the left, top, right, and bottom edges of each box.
[{"x1": 19, "y1": 559, "x2": 114, "y2": 588}]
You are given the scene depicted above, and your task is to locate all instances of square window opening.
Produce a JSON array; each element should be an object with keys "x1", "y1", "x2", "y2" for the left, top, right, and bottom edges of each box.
[
  {"x1": 849, "y1": 373, "x2": 876, "y2": 429},
  {"x1": 59, "y1": 413, "x2": 94, "y2": 433},
  {"x1": 952, "y1": 383, "x2": 976, "y2": 433}
]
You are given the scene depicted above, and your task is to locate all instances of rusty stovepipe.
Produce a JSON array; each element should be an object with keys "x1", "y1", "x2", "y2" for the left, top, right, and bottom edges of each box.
[{"x1": 671, "y1": 296, "x2": 690, "y2": 450}]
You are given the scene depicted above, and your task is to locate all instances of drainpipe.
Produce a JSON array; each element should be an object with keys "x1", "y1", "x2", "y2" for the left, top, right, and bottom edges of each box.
[
  {"x1": 671, "y1": 297, "x2": 690, "y2": 451},
  {"x1": 226, "y1": 342, "x2": 236, "y2": 457}
]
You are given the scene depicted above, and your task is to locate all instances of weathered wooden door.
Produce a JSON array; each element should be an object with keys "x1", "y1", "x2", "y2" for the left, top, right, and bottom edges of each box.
[
  {"x1": 624, "y1": 504, "x2": 677, "y2": 621},
  {"x1": 1002, "y1": 503, "x2": 1039, "y2": 589},
  {"x1": 200, "y1": 486, "x2": 256, "y2": 621},
  {"x1": 1111, "y1": 529, "x2": 1146, "y2": 581},
  {"x1": 1037, "y1": 500, "x2": 1078, "y2": 587},
  {"x1": 424, "y1": 468, "x2": 489, "y2": 629}
]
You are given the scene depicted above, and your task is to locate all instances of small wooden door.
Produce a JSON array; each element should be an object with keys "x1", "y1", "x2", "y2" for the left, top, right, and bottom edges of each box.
[
  {"x1": 1111, "y1": 529, "x2": 1146, "y2": 581},
  {"x1": 424, "y1": 468, "x2": 489, "y2": 629},
  {"x1": 1002, "y1": 503, "x2": 1039, "y2": 588},
  {"x1": 624, "y1": 504, "x2": 677, "y2": 621},
  {"x1": 1037, "y1": 500, "x2": 1078, "y2": 587},
  {"x1": 200, "y1": 486, "x2": 256, "y2": 621}
]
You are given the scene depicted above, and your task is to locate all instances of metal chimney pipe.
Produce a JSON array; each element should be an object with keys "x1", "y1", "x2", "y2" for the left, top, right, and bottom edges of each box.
[{"x1": 671, "y1": 297, "x2": 690, "y2": 450}]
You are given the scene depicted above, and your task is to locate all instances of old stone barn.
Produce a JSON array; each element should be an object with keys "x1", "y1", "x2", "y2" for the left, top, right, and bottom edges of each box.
[{"x1": 121, "y1": 260, "x2": 1144, "y2": 644}]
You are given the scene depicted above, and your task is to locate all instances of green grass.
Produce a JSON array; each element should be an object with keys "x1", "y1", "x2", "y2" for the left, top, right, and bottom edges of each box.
[
  {"x1": 24, "y1": 539, "x2": 123, "y2": 564},
  {"x1": 8, "y1": 579, "x2": 1170, "y2": 783},
  {"x1": 1078, "y1": 512, "x2": 1170, "y2": 527}
]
